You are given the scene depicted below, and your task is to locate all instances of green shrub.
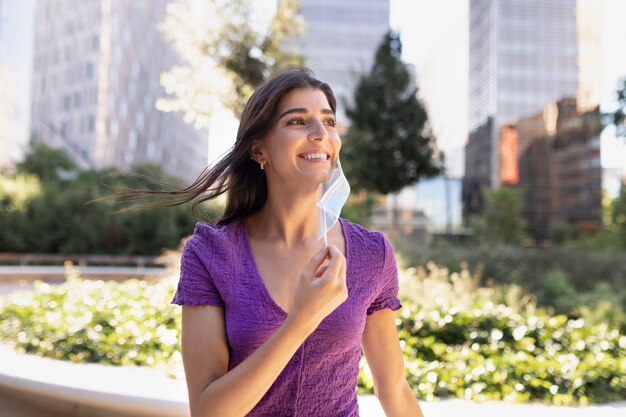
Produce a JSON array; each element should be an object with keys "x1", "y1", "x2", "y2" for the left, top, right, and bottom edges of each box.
[
  {"x1": 1, "y1": 264, "x2": 624, "y2": 405},
  {"x1": 395, "y1": 242, "x2": 626, "y2": 330},
  {"x1": 0, "y1": 142, "x2": 224, "y2": 255},
  {"x1": 358, "y1": 264, "x2": 626, "y2": 405},
  {"x1": 0, "y1": 273, "x2": 184, "y2": 379},
  {"x1": 398, "y1": 243, "x2": 626, "y2": 293}
]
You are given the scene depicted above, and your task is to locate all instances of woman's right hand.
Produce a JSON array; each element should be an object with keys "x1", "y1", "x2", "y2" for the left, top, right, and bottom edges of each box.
[{"x1": 288, "y1": 245, "x2": 347, "y2": 335}]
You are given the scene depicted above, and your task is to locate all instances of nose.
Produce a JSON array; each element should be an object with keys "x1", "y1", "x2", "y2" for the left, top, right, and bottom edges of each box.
[{"x1": 307, "y1": 118, "x2": 328, "y2": 142}]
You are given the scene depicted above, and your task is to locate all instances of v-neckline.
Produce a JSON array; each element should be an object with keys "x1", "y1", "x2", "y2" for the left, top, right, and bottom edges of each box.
[{"x1": 239, "y1": 216, "x2": 350, "y2": 317}]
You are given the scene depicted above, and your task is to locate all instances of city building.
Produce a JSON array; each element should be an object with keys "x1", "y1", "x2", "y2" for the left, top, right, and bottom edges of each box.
[
  {"x1": 464, "y1": 0, "x2": 601, "y2": 218},
  {"x1": 30, "y1": 0, "x2": 208, "y2": 182},
  {"x1": 514, "y1": 97, "x2": 602, "y2": 241},
  {"x1": 0, "y1": 0, "x2": 36, "y2": 170},
  {"x1": 296, "y1": 0, "x2": 390, "y2": 126}
]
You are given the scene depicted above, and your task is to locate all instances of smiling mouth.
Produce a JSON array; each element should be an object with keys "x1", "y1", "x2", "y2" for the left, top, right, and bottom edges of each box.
[{"x1": 299, "y1": 153, "x2": 330, "y2": 161}]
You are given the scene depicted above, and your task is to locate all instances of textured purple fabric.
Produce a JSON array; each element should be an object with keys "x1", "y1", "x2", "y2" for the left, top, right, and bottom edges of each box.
[{"x1": 172, "y1": 216, "x2": 402, "y2": 417}]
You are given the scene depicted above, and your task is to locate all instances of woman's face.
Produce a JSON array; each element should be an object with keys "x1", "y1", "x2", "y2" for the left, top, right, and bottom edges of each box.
[{"x1": 252, "y1": 87, "x2": 341, "y2": 188}]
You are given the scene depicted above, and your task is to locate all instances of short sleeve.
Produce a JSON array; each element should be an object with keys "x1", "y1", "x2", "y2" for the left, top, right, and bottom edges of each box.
[
  {"x1": 366, "y1": 234, "x2": 402, "y2": 315},
  {"x1": 171, "y1": 236, "x2": 225, "y2": 307}
]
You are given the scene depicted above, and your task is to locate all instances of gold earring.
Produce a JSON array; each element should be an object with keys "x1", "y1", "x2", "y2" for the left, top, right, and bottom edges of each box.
[{"x1": 260, "y1": 161, "x2": 265, "y2": 170}]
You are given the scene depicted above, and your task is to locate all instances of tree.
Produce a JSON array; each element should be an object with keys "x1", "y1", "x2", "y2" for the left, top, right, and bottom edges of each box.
[
  {"x1": 610, "y1": 181, "x2": 626, "y2": 248},
  {"x1": 157, "y1": 0, "x2": 303, "y2": 124},
  {"x1": 0, "y1": 143, "x2": 206, "y2": 254},
  {"x1": 604, "y1": 75, "x2": 626, "y2": 137},
  {"x1": 472, "y1": 187, "x2": 528, "y2": 245},
  {"x1": 342, "y1": 31, "x2": 443, "y2": 226},
  {"x1": 343, "y1": 31, "x2": 443, "y2": 194},
  {"x1": 16, "y1": 139, "x2": 78, "y2": 182}
]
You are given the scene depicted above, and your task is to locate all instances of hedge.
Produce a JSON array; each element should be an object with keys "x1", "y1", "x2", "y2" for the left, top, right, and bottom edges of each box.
[{"x1": 1, "y1": 264, "x2": 624, "y2": 405}]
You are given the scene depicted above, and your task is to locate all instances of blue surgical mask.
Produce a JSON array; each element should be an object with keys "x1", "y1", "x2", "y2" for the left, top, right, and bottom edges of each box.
[{"x1": 317, "y1": 158, "x2": 351, "y2": 245}]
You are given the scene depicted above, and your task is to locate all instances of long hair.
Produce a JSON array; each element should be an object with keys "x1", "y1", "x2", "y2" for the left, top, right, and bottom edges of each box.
[{"x1": 109, "y1": 66, "x2": 337, "y2": 225}]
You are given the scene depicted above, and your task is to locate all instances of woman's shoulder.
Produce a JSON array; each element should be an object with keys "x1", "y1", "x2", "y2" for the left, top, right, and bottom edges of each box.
[
  {"x1": 340, "y1": 217, "x2": 389, "y2": 265},
  {"x1": 340, "y1": 217, "x2": 386, "y2": 243},
  {"x1": 184, "y1": 218, "x2": 243, "y2": 256}
]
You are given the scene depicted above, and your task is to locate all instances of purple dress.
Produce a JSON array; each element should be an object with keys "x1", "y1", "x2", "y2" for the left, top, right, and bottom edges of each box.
[{"x1": 172, "y1": 216, "x2": 402, "y2": 417}]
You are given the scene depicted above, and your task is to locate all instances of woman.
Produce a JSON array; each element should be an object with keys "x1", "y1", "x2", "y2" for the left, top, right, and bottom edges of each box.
[{"x1": 170, "y1": 67, "x2": 423, "y2": 416}]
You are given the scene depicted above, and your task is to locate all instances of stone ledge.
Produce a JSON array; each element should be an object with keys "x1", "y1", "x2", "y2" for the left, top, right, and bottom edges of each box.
[
  {"x1": 1, "y1": 345, "x2": 624, "y2": 417},
  {"x1": 0, "y1": 346, "x2": 188, "y2": 417}
]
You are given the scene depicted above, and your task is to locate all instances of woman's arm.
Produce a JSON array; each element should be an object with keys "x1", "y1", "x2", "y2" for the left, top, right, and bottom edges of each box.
[
  {"x1": 181, "y1": 245, "x2": 347, "y2": 417},
  {"x1": 362, "y1": 308, "x2": 424, "y2": 417}
]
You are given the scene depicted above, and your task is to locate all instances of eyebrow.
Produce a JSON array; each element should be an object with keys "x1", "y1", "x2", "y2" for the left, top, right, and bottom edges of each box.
[{"x1": 277, "y1": 107, "x2": 335, "y2": 120}]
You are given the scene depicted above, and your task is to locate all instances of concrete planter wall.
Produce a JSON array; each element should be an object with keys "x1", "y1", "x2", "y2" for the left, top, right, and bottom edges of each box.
[
  {"x1": 0, "y1": 346, "x2": 188, "y2": 417},
  {"x1": 0, "y1": 345, "x2": 624, "y2": 417}
]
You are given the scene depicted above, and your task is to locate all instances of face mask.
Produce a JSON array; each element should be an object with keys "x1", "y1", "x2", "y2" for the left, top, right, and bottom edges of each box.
[{"x1": 317, "y1": 158, "x2": 351, "y2": 245}]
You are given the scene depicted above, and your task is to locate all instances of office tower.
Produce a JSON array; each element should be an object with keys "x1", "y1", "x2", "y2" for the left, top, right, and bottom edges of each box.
[
  {"x1": 464, "y1": 0, "x2": 601, "y2": 218},
  {"x1": 296, "y1": 0, "x2": 390, "y2": 126},
  {"x1": 515, "y1": 98, "x2": 602, "y2": 240},
  {"x1": 0, "y1": 0, "x2": 36, "y2": 169},
  {"x1": 30, "y1": 0, "x2": 208, "y2": 182}
]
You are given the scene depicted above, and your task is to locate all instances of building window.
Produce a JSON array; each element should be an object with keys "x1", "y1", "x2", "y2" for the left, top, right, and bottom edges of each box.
[
  {"x1": 73, "y1": 92, "x2": 81, "y2": 108},
  {"x1": 131, "y1": 61, "x2": 141, "y2": 79},
  {"x1": 128, "y1": 80, "x2": 137, "y2": 98},
  {"x1": 125, "y1": 149, "x2": 134, "y2": 167},
  {"x1": 110, "y1": 119, "x2": 119, "y2": 137},
  {"x1": 135, "y1": 111, "x2": 144, "y2": 129},
  {"x1": 123, "y1": 27, "x2": 131, "y2": 45},
  {"x1": 129, "y1": 129, "x2": 137, "y2": 150},
  {"x1": 119, "y1": 99, "x2": 127, "y2": 120},
  {"x1": 88, "y1": 115, "x2": 95, "y2": 132},
  {"x1": 107, "y1": 91, "x2": 115, "y2": 111},
  {"x1": 110, "y1": 68, "x2": 118, "y2": 88},
  {"x1": 63, "y1": 95, "x2": 71, "y2": 111},
  {"x1": 144, "y1": 95, "x2": 152, "y2": 111},
  {"x1": 86, "y1": 62, "x2": 94, "y2": 79}
]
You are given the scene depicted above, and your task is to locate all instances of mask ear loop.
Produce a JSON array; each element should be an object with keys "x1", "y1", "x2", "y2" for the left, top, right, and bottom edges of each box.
[{"x1": 323, "y1": 209, "x2": 328, "y2": 247}]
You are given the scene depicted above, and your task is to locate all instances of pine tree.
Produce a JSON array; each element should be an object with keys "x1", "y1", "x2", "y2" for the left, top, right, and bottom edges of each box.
[{"x1": 342, "y1": 31, "x2": 443, "y2": 226}]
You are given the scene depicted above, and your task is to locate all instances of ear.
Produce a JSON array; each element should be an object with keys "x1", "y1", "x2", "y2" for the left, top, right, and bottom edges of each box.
[{"x1": 250, "y1": 139, "x2": 265, "y2": 162}]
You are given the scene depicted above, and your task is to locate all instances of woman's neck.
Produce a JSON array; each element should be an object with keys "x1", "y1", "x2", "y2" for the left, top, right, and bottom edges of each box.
[{"x1": 246, "y1": 186, "x2": 322, "y2": 247}]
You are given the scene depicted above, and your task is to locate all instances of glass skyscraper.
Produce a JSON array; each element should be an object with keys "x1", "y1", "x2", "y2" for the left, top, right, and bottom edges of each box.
[
  {"x1": 30, "y1": 0, "x2": 208, "y2": 182},
  {"x1": 0, "y1": 0, "x2": 35, "y2": 169},
  {"x1": 296, "y1": 0, "x2": 390, "y2": 127},
  {"x1": 465, "y1": 0, "x2": 601, "y2": 215}
]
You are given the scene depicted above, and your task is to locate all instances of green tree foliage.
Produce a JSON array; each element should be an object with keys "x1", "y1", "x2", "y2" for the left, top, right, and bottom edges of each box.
[
  {"x1": 0, "y1": 143, "x2": 211, "y2": 255},
  {"x1": 16, "y1": 140, "x2": 78, "y2": 182},
  {"x1": 471, "y1": 187, "x2": 527, "y2": 244},
  {"x1": 604, "y1": 75, "x2": 626, "y2": 136},
  {"x1": 158, "y1": 0, "x2": 303, "y2": 123},
  {"x1": 610, "y1": 182, "x2": 626, "y2": 247},
  {"x1": 342, "y1": 31, "x2": 443, "y2": 195}
]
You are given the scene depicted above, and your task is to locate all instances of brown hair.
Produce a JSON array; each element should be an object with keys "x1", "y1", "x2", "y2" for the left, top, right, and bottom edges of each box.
[{"x1": 110, "y1": 66, "x2": 337, "y2": 225}]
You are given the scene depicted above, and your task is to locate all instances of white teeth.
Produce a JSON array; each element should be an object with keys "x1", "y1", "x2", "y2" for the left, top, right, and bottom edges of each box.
[{"x1": 301, "y1": 153, "x2": 328, "y2": 160}]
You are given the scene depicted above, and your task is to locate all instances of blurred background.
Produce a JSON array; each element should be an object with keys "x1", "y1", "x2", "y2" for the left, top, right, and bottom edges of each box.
[{"x1": 0, "y1": 0, "x2": 625, "y2": 414}]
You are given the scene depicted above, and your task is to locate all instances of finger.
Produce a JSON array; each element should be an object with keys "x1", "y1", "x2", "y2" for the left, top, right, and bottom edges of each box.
[
  {"x1": 314, "y1": 265, "x2": 329, "y2": 278},
  {"x1": 321, "y1": 246, "x2": 345, "y2": 281},
  {"x1": 301, "y1": 245, "x2": 328, "y2": 280},
  {"x1": 338, "y1": 254, "x2": 346, "y2": 283}
]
